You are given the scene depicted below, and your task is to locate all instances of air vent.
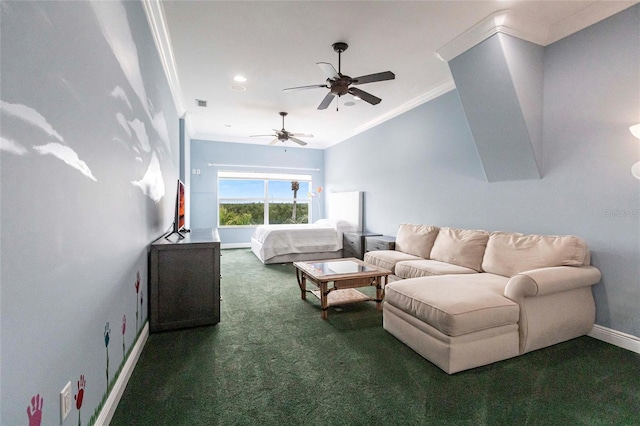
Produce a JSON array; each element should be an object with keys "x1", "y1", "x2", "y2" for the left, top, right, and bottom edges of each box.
[{"x1": 196, "y1": 99, "x2": 207, "y2": 107}]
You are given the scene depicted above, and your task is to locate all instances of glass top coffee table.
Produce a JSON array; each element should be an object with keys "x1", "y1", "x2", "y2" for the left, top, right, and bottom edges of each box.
[{"x1": 294, "y1": 258, "x2": 391, "y2": 319}]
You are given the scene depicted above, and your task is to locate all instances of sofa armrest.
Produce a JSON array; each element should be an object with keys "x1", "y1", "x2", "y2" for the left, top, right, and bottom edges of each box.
[{"x1": 505, "y1": 266, "x2": 601, "y2": 300}]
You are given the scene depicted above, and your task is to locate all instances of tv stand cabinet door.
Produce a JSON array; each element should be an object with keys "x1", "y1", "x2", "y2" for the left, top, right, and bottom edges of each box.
[{"x1": 149, "y1": 228, "x2": 221, "y2": 332}]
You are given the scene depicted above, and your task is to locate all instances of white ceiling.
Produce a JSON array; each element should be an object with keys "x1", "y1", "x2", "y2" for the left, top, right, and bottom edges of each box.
[{"x1": 156, "y1": 0, "x2": 637, "y2": 149}]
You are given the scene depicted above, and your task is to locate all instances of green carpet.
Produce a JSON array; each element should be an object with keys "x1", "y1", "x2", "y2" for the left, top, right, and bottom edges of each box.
[{"x1": 111, "y1": 249, "x2": 640, "y2": 425}]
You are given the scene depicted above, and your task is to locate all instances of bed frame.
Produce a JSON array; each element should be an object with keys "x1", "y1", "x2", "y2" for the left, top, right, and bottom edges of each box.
[{"x1": 251, "y1": 191, "x2": 363, "y2": 264}]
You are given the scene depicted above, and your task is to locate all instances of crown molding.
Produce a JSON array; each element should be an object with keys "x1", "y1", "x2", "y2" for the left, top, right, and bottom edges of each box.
[
  {"x1": 334, "y1": 80, "x2": 456, "y2": 146},
  {"x1": 436, "y1": 10, "x2": 549, "y2": 63},
  {"x1": 141, "y1": 0, "x2": 187, "y2": 124},
  {"x1": 437, "y1": 3, "x2": 640, "y2": 63},
  {"x1": 547, "y1": 1, "x2": 640, "y2": 44}
]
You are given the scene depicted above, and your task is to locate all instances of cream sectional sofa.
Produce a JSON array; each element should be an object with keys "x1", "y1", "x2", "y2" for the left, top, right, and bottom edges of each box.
[{"x1": 364, "y1": 224, "x2": 601, "y2": 374}]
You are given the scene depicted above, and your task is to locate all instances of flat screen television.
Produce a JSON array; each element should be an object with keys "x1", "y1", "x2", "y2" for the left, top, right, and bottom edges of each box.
[{"x1": 166, "y1": 179, "x2": 187, "y2": 239}]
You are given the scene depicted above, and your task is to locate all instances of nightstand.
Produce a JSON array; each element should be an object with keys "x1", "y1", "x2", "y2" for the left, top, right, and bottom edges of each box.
[
  {"x1": 365, "y1": 235, "x2": 396, "y2": 253},
  {"x1": 343, "y1": 232, "x2": 382, "y2": 260}
]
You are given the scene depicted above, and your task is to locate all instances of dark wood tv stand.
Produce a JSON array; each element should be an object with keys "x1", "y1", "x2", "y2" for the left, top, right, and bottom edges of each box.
[{"x1": 149, "y1": 228, "x2": 221, "y2": 332}]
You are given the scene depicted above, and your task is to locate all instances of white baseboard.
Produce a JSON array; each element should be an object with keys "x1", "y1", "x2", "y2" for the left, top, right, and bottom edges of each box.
[
  {"x1": 94, "y1": 322, "x2": 149, "y2": 425},
  {"x1": 588, "y1": 324, "x2": 640, "y2": 354},
  {"x1": 221, "y1": 243, "x2": 251, "y2": 249}
]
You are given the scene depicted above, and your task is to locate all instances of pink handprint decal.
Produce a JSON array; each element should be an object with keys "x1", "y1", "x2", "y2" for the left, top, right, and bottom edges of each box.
[{"x1": 26, "y1": 394, "x2": 43, "y2": 426}]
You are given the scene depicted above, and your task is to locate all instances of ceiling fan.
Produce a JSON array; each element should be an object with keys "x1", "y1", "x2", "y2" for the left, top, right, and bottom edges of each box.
[
  {"x1": 283, "y1": 42, "x2": 395, "y2": 110},
  {"x1": 250, "y1": 112, "x2": 313, "y2": 146}
]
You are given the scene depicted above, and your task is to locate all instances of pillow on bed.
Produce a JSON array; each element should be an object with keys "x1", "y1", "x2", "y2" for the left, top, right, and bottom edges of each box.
[
  {"x1": 334, "y1": 220, "x2": 357, "y2": 233},
  {"x1": 314, "y1": 219, "x2": 357, "y2": 233}
]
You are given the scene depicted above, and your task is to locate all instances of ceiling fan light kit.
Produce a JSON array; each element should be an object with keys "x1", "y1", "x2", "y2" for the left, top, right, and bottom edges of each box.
[{"x1": 283, "y1": 42, "x2": 395, "y2": 110}]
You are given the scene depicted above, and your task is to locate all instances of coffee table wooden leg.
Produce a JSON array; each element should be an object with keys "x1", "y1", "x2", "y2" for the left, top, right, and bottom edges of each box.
[
  {"x1": 296, "y1": 269, "x2": 307, "y2": 300},
  {"x1": 301, "y1": 276, "x2": 307, "y2": 300},
  {"x1": 375, "y1": 276, "x2": 385, "y2": 311},
  {"x1": 320, "y1": 282, "x2": 328, "y2": 320}
]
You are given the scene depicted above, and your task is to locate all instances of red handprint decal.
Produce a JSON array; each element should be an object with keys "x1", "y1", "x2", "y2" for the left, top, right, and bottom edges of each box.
[
  {"x1": 75, "y1": 375, "x2": 85, "y2": 426},
  {"x1": 74, "y1": 375, "x2": 85, "y2": 410},
  {"x1": 26, "y1": 394, "x2": 43, "y2": 426}
]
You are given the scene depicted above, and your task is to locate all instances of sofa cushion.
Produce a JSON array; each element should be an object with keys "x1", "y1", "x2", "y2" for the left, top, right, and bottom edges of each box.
[
  {"x1": 364, "y1": 250, "x2": 422, "y2": 274},
  {"x1": 384, "y1": 274, "x2": 517, "y2": 337},
  {"x1": 482, "y1": 232, "x2": 589, "y2": 277},
  {"x1": 395, "y1": 224, "x2": 440, "y2": 259},
  {"x1": 395, "y1": 259, "x2": 478, "y2": 279},
  {"x1": 429, "y1": 227, "x2": 489, "y2": 272}
]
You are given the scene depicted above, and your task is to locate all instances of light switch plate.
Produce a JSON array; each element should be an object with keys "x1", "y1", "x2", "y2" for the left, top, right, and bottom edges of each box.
[{"x1": 60, "y1": 381, "x2": 72, "y2": 422}]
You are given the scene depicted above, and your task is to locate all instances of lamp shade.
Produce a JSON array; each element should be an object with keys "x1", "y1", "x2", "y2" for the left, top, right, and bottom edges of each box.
[{"x1": 630, "y1": 123, "x2": 640, "y2": 139}]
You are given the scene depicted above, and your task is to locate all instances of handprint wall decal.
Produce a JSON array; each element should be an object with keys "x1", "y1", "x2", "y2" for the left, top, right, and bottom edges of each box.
[
  {"x1": 134, "y1": 271, "x2": 140, "y2": 331},
  {"x1": 121, "y1": 314, "x2": 126, "y2": 359},
  {"x1": 104, "y1": 322, "x2": 111, "y2": 392},
  {"x1": 74, "y1": 375, "x2": 85, "y2": 426},
  {"x1": 26, "y1": 394, "x2": 43, "y2": 426}
]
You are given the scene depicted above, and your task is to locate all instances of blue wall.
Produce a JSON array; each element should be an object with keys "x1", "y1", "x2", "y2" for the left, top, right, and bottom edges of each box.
[
  {"x1": 1, "y1": 1, "x2": 179, "y2": 424},
  {"x1": 190, "y1": 139, "x2": 325, "y2": 245},
  {"x1": 325, "y1": 6, "x2": 640, "y2": 337}
]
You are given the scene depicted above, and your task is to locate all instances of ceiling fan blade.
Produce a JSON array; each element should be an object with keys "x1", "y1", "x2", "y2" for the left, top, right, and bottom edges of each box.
[
  {"x1": 349, "y1": 87, "x2": 382, "y2": 105},
  {"x1": 318, "y1": 92, "x2": 335, "y2": 110},
  {"x1": 317, "y1": 62, "x2": 340, "y2": 80},
  {"x1": 290, "y1": 133, "x2": 314, "y2": 138},
  {"x1": 250, "y1": 134, "x2": 276, "y2": 138},
  {"x1": 268, "y1": 138, "x2": 280, "y2": 145},
  {"x1": 352, "y1": 71, "x2": 395, "y2": 85},
  {"x1": 289, "y1": 137, "x2": 308, "y2": 146},
  {"x1": 282, "y1": 84, "x2": 327, "y2": 92}
]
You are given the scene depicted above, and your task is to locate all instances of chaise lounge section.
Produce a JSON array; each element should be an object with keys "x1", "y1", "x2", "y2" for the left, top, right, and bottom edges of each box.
[{"x1": 364, "y1": 224, "x2": 601, "y2": 374}]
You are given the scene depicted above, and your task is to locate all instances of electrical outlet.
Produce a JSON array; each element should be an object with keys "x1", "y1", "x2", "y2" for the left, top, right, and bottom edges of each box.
[{"x1": 60, "y1": 381, "x2": 72, "y2": 422}]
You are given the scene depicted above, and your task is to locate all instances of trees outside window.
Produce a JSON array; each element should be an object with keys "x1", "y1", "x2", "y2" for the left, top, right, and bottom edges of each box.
[{"x1": 218, "y1": 172, "x2": 312, "y2": 226}]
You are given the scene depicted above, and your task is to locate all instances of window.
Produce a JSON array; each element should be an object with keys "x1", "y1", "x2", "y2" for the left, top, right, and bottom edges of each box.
[{"x1": 218, "y1": 171, "x2": 312, "y2": 227}]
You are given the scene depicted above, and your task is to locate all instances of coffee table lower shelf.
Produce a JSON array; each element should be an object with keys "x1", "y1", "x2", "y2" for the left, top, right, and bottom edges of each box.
[
  {"x1": 294, "y1": 258, "x2": 390, "y2": 319},
  {"x1": 310, "y1": 288, "x2": 372, "y2": 306}
]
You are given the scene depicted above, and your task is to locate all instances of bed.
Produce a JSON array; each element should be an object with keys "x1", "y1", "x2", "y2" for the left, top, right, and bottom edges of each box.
[{"x1": 250, "y1": 191, "x2": 363, "y2": 264}]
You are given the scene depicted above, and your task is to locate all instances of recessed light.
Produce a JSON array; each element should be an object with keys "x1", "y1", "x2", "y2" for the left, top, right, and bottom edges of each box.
[
  {"x1": 230, "y1": 85, "x2": 246, "y2": 92},
  {"x1": 233, "y1": 75, "x2": 247, "y2": 83},
  {"x1": 224, "y1": 124, "x2": 232, "y2": 127},
  {"x1": 344, "y1": 101, "x2": 356, "y2": 107}
]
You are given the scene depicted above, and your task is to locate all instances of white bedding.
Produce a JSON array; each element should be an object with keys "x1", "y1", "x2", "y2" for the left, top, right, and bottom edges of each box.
[
  {"x1": 252, "y1": 219, "x2": 355, "y2": 262},
  {"x1": 250, "y1": 191, "x2": 363, "y2": 264}
]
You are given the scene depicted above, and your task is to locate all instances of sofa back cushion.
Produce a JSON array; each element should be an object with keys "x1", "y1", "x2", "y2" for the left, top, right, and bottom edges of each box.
[
  {"x1": 429, "y1": 227, "x2": 489, "y2": 272},
  {"x1": 395, "y1": 224, "x2": 440, "y2": 259},
  {"x1": 481, "y1": 231, "x2": 590, "y2": 277}
]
